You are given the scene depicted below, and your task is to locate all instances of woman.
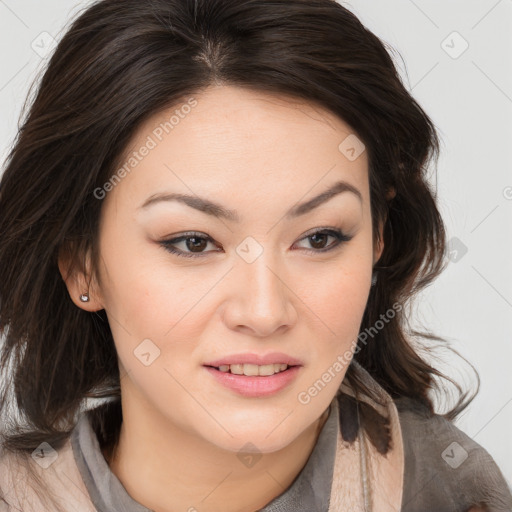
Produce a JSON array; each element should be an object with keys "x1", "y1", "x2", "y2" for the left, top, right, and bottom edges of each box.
[{"x1": 0, "y1": 0, "x2": 510, "y2": 511}]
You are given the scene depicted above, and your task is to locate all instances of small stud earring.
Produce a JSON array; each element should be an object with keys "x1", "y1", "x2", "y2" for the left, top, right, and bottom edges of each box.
[{"x1": 79, "y1": 292, "x2": 90, "y2": 302}]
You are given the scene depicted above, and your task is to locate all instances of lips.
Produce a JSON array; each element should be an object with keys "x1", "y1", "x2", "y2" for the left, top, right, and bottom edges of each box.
[{"x1": 204, "y1": 364, "x2": 301, "y2": 397}]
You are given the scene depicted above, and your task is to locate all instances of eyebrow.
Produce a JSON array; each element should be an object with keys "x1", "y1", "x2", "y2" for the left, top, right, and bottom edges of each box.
[{"x1": 138, "y1": 179, "x2": 363, "y2": 222}]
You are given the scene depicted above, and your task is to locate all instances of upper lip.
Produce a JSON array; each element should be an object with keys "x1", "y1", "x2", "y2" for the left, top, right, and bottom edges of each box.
[{"x1": 204, "y1": 352, "x2": 303, "y2": 367}]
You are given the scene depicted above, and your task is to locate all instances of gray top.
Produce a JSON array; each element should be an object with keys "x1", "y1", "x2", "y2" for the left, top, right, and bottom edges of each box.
[
  {"x1": 395, "y1": 396, "x2": 512, "y2": 512},
  {"x1": 69, "y1": 396, "x2": 512, "y2": 512}
]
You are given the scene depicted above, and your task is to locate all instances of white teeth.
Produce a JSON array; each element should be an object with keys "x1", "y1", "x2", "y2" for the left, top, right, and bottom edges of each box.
[
  {"x1": 215, "y1": 363, "x2": 290, "y2": 376},
  {"x1": 243, "y1": 364, "x2": 260, "y2": 376},
  {"x1": 230, "y1": 364, "x2": 244, "y2": 375},
  {"x1": 259, "y1": 364, "x2": 276, "y2": 376}
]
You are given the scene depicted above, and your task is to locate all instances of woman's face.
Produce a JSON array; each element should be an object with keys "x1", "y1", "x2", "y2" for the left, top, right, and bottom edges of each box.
[{"x1": 77, "y1": 84, "x2": 382, "y2": 453}]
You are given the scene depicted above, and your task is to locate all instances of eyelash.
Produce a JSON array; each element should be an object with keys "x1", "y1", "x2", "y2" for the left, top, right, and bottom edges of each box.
[{"x1": 159, "y1": 228, "x2": 353, "y2": 259}]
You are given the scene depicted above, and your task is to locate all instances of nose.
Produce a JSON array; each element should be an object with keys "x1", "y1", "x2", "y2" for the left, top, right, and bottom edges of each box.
[{"x1": 221, "y1": 252, "x2": 298, "y2": 338}]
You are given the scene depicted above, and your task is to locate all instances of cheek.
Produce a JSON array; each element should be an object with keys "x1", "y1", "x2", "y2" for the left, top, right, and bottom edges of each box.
[
  {"x1": 97, "y1": 222, "x2": 201, "y2": 337},
  {"x1": 302, "y1": 277, "x2": 370, "y2": 378},
  {"x1": 104, "y1": 268, "x2": 210, "y2": 351},
  {"x1": 293, "y1": 253, "x2": 372, "y2": 344}
]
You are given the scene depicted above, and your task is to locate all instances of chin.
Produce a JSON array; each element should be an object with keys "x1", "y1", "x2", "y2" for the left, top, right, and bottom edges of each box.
[{"x1": 195, "y1": 413, "x2": 312, "y2": 455}]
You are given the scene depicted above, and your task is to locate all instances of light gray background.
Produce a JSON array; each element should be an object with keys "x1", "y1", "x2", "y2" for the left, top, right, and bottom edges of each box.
[{"x1": 1, "y1": 0, "x2": 511, "y2": 489}]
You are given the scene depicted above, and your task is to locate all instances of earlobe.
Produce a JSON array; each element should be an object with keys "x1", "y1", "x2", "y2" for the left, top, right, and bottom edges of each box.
[
  {"x1": 57, "y1": 243, "x2": 104, "y2": 312},
  {"x1": 385, "y1": 187, "x2": 396, "y2": 201}
]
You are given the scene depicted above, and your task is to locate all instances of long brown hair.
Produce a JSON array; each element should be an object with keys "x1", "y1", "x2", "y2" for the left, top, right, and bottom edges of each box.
[{"x1": 0, "y1": 0, "x2": 477, "y2": 476}]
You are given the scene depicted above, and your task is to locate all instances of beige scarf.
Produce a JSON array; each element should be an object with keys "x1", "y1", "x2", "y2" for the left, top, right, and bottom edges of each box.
[{"x1": 328, "y1": 363, "x2": 405, "y2": 511}]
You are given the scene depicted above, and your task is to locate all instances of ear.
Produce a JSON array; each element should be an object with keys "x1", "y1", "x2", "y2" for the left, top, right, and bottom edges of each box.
[
  {"x1": 373, "y1": 219, "x2": 385, "y2": 265},
  {"x1": 373, "y1": 187, "x2": 395, "y2": 265},
  {"x1": 58, "y1": 242, "x2": 104, "y2": 312}
]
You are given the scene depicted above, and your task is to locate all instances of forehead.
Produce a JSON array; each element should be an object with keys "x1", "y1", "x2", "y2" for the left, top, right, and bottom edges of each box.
[{"x1": 103, "y1": 84, "x2": 369, "y2": 212}]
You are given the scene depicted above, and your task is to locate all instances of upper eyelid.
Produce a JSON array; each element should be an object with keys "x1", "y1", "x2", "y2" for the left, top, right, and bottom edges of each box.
[{"x1": 165, "y1": 227, "x2": 344, "y2": 243}]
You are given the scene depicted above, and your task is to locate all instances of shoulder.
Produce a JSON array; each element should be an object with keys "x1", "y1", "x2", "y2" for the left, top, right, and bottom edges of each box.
[
  {"x1": 0, "y1": 435, "x2": 95, "y2": 512},
  {"x1": 394, "y1": 396, "x2": 512, "y2": 512}
]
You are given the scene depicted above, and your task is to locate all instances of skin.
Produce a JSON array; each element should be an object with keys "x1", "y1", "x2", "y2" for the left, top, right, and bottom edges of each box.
[{"x1": 60, "y1": 84, "x2": 384, "y2": 512}]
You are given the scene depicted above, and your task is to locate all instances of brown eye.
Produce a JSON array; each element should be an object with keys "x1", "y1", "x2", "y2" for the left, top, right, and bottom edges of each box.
[
  {"x1": 185, "y1": 236, "x2": 208, "y2": 252},
  {"x1": 160, "y1": 232, "x2": 219, "y2": 258},
  {"x1": 308, "y1": 232, "x2": 331, "y2": 249},
  {"x1": 294, "y1": 228, "x2": 352, "y2": 254}
]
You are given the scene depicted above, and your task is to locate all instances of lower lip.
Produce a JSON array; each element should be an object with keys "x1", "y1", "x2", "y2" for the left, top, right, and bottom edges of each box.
[{"x1": 204, "y1": 366, "x2": 301, "y2": 397}]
